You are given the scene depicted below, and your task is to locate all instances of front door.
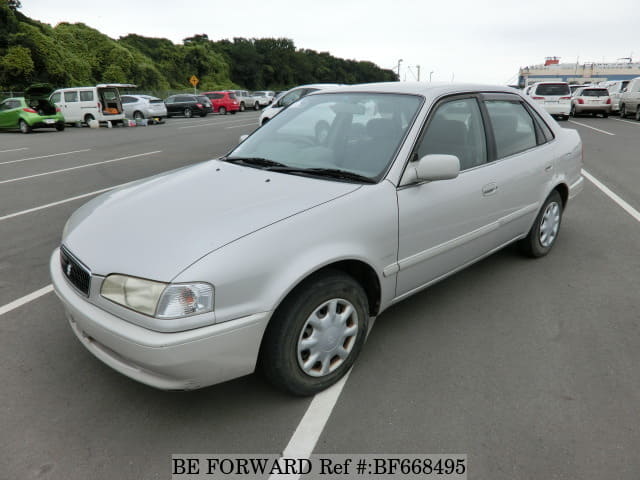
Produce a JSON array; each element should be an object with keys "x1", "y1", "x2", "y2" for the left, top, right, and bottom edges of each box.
[{"x1": 395, "y1": 95, "x2": 503, "y2": 298}]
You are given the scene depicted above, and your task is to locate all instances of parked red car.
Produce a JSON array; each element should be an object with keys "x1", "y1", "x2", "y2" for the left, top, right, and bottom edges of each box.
[{"x1": 201, "y1": 91, "x2": 240, "y2": 114}]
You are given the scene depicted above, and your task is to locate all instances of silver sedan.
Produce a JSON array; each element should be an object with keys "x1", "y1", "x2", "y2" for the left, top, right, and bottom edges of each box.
[
  {"x1": 50, "y1": 82, "x2": 583, "y2": 395},
  {"x1": 120, "y1": 94, "x2": 168, "y2": 123}
]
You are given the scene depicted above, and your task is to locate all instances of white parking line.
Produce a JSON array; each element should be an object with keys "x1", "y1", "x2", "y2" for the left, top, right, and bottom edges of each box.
[
  {"x1": 269, "y1": 371, "x2": 351, "y2": 480},
  {"x1": 0, "y1": 184, "x2": 125, "y2": 222},
  {"x1": 0, "y1": 151, "x2": 161, "y2": 185},
  {"x1": 0, "y1": 285, "x2": 53, "y2": 317},
  {"x1": 611, "y1": 118, "x2": 640, "y2": 126},
  {"x1": 0, "y1": 147, "x2": 29, "y2": 153},
  {"x1": 0, "y1": 149, "x2": 91, "y2": 166},
  {"x1": 582, "y1": 169, "x2": 640, "y2": 223},
  {"x1": 225, "y1": 123, "x2": 258, "y2": 129},
  {"x1": 568, "y1": 120, "x2": 616, "y2": 136}
]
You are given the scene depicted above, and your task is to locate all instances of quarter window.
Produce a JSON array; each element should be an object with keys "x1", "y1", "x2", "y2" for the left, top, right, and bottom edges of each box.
[
  {"x1": 416, "y1": 97, "x2": 487, "y2": 171},
  {"x1": 50, "y1": 92, "x2": 61, "y2": 103},
  {"x1": 79, "y1": 91, "x2": 94, "y2": 101},
  {"x1": 485, "y1": 101, "x2": 537, "y2": 159}
]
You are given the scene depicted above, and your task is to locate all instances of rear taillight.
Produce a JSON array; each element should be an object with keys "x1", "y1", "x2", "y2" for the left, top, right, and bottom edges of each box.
[
  {"x1": 560, "y1": 96, "x2": 571, "y2": 100},
  {"x1": 55, "y1": 107, "x2": 61, "y2": 112},
  {"x1": 97, "y1": 102, "x2": 102, "y2": 110},
  {"x1": 196, "y1": 103, "x2": 203, "y2": 108},
  {"x1": 577, "y1": 99, "x2": 584, "y2": 104},
  {"x1": 22, "y1": 107, "x2": 37, "y2": 113},
  {"x1": 532, "y1": 96, "x2": 544, "y2": 100},
  {"x1": 606, "y1": 98, "x2": 611, "y2": 104}
]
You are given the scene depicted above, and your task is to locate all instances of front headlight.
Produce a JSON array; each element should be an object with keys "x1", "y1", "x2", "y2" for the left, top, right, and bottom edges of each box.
[{"x1": 101, "y1": 274, "x2": 214, "y2": 319}]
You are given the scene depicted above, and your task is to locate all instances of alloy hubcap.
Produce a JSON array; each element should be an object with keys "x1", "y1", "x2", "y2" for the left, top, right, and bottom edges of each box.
[
  {"x1": 539, "y1": 202, "x2": 560, "y2": 247},
  {"x1": 297, "y1": 298, "x2": 358, "y2": 377}
]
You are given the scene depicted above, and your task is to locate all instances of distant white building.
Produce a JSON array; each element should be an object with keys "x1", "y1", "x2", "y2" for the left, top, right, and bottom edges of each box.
[{"x1": 518, "y1": 57, "x2": 640, "y2": 87}]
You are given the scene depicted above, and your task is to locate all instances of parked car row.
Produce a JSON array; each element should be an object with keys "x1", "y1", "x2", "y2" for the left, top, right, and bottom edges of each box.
[{"x1": 523, "y1": 77, "x2": 640, "y2": 121}]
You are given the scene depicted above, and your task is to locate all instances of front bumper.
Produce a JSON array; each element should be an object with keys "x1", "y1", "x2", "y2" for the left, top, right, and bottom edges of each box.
[{"x1": 50, "y1": 249, "x2": 271, "y2": 390}]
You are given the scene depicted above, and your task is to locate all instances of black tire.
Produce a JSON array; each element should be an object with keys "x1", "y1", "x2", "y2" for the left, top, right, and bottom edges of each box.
[
  {"x1": 19, "y1": 119, "x2": 32, "y2": 134},
  {"x1": 254, "y1": 102, "x2": 260, "y2": 110},
  {"x1": 602, "y1": 112, "x2": 609, "y2": 118},
  {"x1": 133, "y1": 111, "x2": 144, "y2": 120},
  {"x1": 84, "y1": 114, "x2": 95, "y2": 125},
  {"x1": 239, "y1": 102, "x2": 246, "y2": 112},
  {"x1": 260, "y1": 270, "x2": 369, "y2": 396},
  {"x1": 230, "y1": 110, "x2": 237, "y2": 115},
  {"x1": 519, "y1": 190, "x2": 563, "y2": 258},
  {"x1": 55, "y1": 124, "x2": 65, "y2": 131},
  {"x1": 183, "y1": 108, "x2": 192, "y2": 118},
  {"x1": 635, "y1": 109, "x2": 640, "y2": 121},
  {"x1": 219, "y1": 106, "x2": 227, "y2": 115},
  {"x1": 620, "y1": 104, "x2": 627, "y2": 118}
]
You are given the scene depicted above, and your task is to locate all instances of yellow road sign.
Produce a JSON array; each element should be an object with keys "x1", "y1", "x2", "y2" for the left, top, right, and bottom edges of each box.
[{"x1": 189, "y1": 75, "x2": 199, "y2": 87}]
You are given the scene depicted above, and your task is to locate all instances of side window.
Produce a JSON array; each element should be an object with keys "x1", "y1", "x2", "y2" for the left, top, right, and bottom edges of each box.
[
  {"x1": 528, "y1": 107, "x2": 554, "y2": 143},
  {"x1": 416, "y1": 97, "x2": 487, "y2": 171},
  {"x1": 79, "y1": 91, "x2": 94, "y2": 101},
  {"x1": 280, "y1": 89, "x2": 305, "y2": 107},
  {"x1": 50, "y1": 92, "x2": 61, "y2": 103},
  {"x1": 485, "y1": 100, "x2": 537, "y2": 159},
  {"x1": 64, "y1": 91, "x2": 78, "y2": 102},
  {"x1": 120, "y1": 96, "x2": 135, "y2": 104},
  {"x1": 165, "y1": 96, "x2": 175, "y2": 104},
  {"x1": 0, "y1": 101, "x2": 10, "y2": 111}
]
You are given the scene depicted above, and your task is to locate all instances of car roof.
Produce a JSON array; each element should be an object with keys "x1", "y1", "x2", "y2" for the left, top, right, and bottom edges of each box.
[{"x1": 306, "y1": 81, "x2": 521, "y2": 99}]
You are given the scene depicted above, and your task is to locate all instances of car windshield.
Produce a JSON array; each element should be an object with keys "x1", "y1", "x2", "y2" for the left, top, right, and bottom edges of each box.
[
  {"x1": 581, "y1": 89, "x2": 609, "y2": 97},
  {"x1": 536, "y1": 84, "x2": 570, "y2": 96},
  {"x1": 228, "y1": 92, "x2": 423, "y2": 182}
]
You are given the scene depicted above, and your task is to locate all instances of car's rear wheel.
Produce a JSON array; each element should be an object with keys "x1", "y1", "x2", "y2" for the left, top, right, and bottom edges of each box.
[
  {"x1": 260, "y1": 270, "x2": 369, "y2": 396},
  {"x1": 19, "y1": 120, "x2": 31, "y2": 134},
  {"x1": 133, "y1": 111, "x2": 144, "y2": 120},
  {"x1": 519, "y1": 190, "x2": 563, "y2": 258},
  {"x1": 183, "y1": 108, "x2": 192, "y2": 118},
  {"x1": 219, "y1": 106, "x2": 227, "y2": 115},
  {"x1": 84, "y1": 114, "x2": 95, "y2": 125},
  {"x1": 602, "y1": 112, "x2": 609, "y2": 118},
  {"x1": 254, "y1": 102, "x2": 260, "y2": 110},
  {"x1": 230, "y1": 110, "x2": 237, "y2": 115},
  {"x1": 55, "y1": 124, "x2": 65, "y2": 131}
]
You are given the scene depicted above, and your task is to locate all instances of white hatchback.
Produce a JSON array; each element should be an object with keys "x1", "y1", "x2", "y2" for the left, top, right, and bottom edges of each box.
[{"x1": 528, "y1": 82, "x2": 572, "y2": 120}]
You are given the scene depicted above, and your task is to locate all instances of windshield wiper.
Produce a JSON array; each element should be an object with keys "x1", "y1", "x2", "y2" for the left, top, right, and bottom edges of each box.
[
  {"x1": 265, "y1": 166, "x2": 376, "y2": 184},
  {"x1": 222, "y1": 156, "x2": 288, "y2": 168}
]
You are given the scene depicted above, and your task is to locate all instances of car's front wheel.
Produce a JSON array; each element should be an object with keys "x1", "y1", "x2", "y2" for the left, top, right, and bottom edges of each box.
[
  {"x1": 260, "y1": 271, "x2": 369, "y2": 396},
  {"x1": 570, "y1": 105, "x2": 576, "y2": 117},
  {"x1": 184, "y1": 108, "x2": 192, "y2": 118},
  {"x1": 19, "y1": 119, "x2": 31, "y2": 134},
  {"x1": 219, "y1": 106, "x2": 227, "y2": 115},
  {"x1": 620, "y1": 105, "x2": 627, "y2": 118},
  {"x1": 519, "y1": 190, "x2": 563, "y2": 258}
]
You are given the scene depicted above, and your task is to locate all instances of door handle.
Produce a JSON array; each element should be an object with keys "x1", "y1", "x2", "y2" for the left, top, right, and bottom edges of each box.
[
  {"x1": 545, "y1": 164, "x2": 553, "y2": 172},
  {"x1": 482, "y1": 183, "x2": 498, "y2": 196}
]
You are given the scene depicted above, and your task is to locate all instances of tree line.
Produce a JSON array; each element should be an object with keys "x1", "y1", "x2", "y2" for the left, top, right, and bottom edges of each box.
[{"x1": 0, "y1": 2, "x2": 397, "y2": 94}]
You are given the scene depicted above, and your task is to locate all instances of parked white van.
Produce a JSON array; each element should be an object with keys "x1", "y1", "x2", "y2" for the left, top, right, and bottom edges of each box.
[{"x1": 49, "y1": 84, "x2": 135, "y2": 125}]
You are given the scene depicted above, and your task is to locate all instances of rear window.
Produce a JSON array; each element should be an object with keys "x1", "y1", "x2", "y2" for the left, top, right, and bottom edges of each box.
[
  {"x1": 149, "y1": 99, "x2": 164, "y2": 104},
  {"x1": 581, "y1": 89, "x2": 609, "y2": 97},
  {"x1": 535, "y1": 84, "x2": 570, "y2": 96}
]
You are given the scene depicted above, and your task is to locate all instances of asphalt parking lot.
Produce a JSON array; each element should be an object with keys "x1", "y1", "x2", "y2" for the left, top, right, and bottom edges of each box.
[{"x1": 1, "y1": 113, "x2": 639, "y2": 479}]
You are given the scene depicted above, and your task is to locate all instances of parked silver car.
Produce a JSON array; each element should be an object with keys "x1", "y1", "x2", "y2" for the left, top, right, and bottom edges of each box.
[
  {"x1": 570, "y1": 87, "x2": 612, "y2": 117},
  {"x1": 120, "y1": 94, "x2": 168, "y2": 123},
  {"x1": 50, "y1": 82, "x2": 583, "y2": 395}
]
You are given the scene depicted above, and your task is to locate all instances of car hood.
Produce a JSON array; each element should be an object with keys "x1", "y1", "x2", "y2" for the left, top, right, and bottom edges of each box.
[{"x1": 63, "y1": 159, "x2": 360, "y2": 280}]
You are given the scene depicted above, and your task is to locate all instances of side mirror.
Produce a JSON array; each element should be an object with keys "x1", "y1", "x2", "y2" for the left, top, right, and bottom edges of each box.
[
  {"x1": 239, "y1": 134, "x2": 249, "y2": 143},
  {"x1": 400, "y1": 154, "x2": 460, "y2": 186}
]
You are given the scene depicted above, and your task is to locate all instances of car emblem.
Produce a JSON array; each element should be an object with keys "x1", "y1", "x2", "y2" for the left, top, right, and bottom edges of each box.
[{"x1": 66, "y1": 263, "x2": 72, "y2": 276}]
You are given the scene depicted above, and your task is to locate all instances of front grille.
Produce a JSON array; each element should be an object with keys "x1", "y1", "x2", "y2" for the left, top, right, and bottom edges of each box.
[{"x1": 60, "y1": 247, "x2": 91, "y2": 296}]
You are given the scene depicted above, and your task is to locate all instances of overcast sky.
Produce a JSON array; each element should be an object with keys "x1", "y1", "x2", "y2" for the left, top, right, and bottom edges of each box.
[{"x1": 20, "y1": 0, "x2": 640, "y2": 85}]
